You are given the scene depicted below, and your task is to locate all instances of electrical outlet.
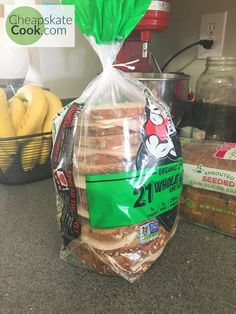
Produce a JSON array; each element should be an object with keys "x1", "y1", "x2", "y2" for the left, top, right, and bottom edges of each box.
[{"x1": 198, "y1": 11, "x2": 228, "y2": 59}]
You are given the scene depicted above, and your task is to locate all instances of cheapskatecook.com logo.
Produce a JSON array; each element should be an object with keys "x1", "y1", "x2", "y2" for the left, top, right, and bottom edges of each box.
[{"x1": 4, "y1": 5, "x2": 75, "y2": 47}]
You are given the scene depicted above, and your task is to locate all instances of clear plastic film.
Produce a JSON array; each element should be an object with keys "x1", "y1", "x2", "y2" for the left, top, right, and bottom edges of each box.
[
  {"x1": 52, "y1": 2, "x2": 183, "y2": 282},
  {"x1": 180, "y1": 139, "x2": 236, "y2": 237}
]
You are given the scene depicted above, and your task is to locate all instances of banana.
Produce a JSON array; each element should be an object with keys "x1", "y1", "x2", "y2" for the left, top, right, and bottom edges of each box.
[
  {"x1": 0, "y1": 147, "x2": 13, "y2": 173},
  {"x1": 0, "y1": 85, "x2": 62, "y2": 172},
  {"x1": 39, "y1": 90, "x2": 62, "y2": 165},
  {"x1": 16, "y1": 85, "x2": 48, "y2": 171},
  {"x1": 21, "y1": 135, "x2": 42, "y2": 172},
  {"x1": 0, "y1": 88, "x2": 16, "y2": 172},
  {"x1": 43, "y1": 90, "x2": 63, "y2": 132},
  {"x1": 8, "y1": 96, "x2": 26, "y2": 131},
  {"x1": 16, "y1": 85, "x2": 48, "y2": 136},
  {"x1": 0, "y1": 88, "x2": 15, "y2": 137}
]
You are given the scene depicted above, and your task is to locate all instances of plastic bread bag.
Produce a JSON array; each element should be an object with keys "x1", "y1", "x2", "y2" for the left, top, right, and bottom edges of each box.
[
  {"x1": 52, "y1": 0, "x2": 183, "y2": 282},
  {"x1": 180, "y1": 139, "x2": 236, "y2": 237}
]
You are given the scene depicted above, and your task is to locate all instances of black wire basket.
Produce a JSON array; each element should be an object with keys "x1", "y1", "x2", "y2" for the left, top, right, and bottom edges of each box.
[{"x1": 0, "y1": 132, "x2": 52, "y2": 185}]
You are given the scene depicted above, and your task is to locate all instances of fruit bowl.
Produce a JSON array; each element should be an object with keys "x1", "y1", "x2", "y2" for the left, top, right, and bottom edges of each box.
[{"x1": 0, "y1": 132, "x2": 52, "y2": 185}]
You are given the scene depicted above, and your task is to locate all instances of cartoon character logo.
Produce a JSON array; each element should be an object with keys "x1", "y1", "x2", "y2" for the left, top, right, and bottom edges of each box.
[
  {"x1": 144, "y1": 97, "x2": 177, "y2": 160},
  {"x1": 136, "y1": 90, "x2": 178, "y2": 170},
  {"x1": 135, "y1": 91, "x2": 181, "y2": 231}
]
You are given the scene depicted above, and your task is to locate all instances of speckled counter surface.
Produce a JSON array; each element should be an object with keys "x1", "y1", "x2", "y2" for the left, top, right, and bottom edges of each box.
[{"x1": 0, "y1": 179, "x2": 235, "y2": 314}]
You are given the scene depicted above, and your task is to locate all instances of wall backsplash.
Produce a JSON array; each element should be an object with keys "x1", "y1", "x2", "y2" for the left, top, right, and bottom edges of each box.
[
  {"x1": 1, "y1": 0, "x2": 235, "y2": 97},
  {"x1": 150, "y1": 0, "x2": 236, "y2": 92}
]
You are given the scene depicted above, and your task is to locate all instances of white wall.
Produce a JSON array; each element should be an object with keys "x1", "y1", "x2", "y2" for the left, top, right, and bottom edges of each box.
[
  {"x1": 3, "y1": 0, "x2": 236, "y2": 97},
  {"x1": 38, "y1": 0, "x2": 102, "y2": 99},
  {"x1": 150, "y1": 0, "x2": 236, "y2": 91},
  {"x1": 38, "y1": 0, "x2": 102, "y2": 98},
  {"x1": 0, "y1": 0, "x2": 102, "y2": 98},
  {"x1": 39, "y1": 29, "x2": 102, "y2": 98}
]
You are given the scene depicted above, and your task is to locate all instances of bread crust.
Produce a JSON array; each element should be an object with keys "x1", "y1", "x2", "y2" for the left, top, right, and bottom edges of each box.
[
  {"x1": 68, "y1": 222, "x2": 173, "y2": 280},
  {"x1": 85, "y1": 103, "x2": 144, "y2": 121},
  {"x1": 78, "y1": 132, "x2": 142, "y2": 149},
  {"x1": 180, "y1": 186, "x2": 236, "y2": 236},
  {"x1": 181, "y1": 141, "x2": 236, "y2": 236},
  {"x1": 182, "y1": 141, "x2": 236, "y2": 171}
]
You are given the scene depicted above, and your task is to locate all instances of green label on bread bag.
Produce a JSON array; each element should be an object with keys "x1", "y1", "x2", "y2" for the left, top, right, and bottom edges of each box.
[{"x1": 86, "y1": 158, "x2": 183, "y2": 228}]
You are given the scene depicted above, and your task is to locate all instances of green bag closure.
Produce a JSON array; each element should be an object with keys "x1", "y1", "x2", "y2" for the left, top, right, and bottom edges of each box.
[{"x1": 60, "y1": 0, "x2": 151, "y2": 43}]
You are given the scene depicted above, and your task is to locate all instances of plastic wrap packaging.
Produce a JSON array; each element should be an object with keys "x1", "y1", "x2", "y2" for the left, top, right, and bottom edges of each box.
[
  {"x1": 52, "y1": 0, "x2": 183, "y2": 282},
  {"x1": 180, "y1": 140, "x2": 236, "y2": 237}
]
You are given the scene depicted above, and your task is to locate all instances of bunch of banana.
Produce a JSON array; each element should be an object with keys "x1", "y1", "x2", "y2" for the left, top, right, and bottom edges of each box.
[
  {"x1": 0, "y1": 85, "x2": 62, "y2": 173},
  {"x1": 0, "y1": 89, "x2": 16, "y2": 172}
]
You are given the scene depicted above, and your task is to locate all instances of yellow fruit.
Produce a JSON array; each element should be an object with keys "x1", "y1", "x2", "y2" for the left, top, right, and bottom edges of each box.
[
  {"x1": 39, "y1": 90, "x2": 62, "y2": 165},
  {"x1": 0, "y1": 88, "x2": 16, "y2": 172},
  {"x1": 43, "y1": 90, "x2": 62, "y2": 133},
  {"x1": 0, "y1": 146, "x2": 13, "y2": 173},
  {"x1": 0, "y1": 88, "x2": 15, "y2": 138},
  {"x1": 16, "y1": 85, "x2": 48, "y2": 171},
  {"x1": 40, "y1": 135, "x2": 52, "y2": 165},
  {"x1": 21, "y1": 135, "x2": 42, "y2": 172},
  {"x1": 16, "y1": 85, "x2": 48, "y2": 136},
  {"x1": 8, "y1": 96, "x2": 26, "y2": 131}
]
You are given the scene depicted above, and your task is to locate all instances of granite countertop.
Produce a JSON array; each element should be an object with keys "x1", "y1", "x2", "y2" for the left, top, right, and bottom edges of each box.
[{"x1": 0, "y1": 179, "x2": 235, "y2": 314}]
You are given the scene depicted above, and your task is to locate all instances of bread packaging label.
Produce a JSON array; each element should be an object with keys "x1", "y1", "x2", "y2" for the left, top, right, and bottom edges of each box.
[
  {"x1": 52, "y1": 103, "x2": 81, "y2": 243},
  {"x1": 184, "y1": 163, "x2": 236, "y2": 197},
  {"x1": 139, "y1": 220, "x2": 160, "y2": 244},
  {"x1": 214, "y1": 142, "x2": 236, "y2": 160},
  {"x1": 86, "y1": 156, "x2": 183, "y2": 229}
]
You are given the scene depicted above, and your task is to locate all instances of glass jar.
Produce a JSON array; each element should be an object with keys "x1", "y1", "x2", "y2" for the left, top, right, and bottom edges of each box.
[
  {"x1": 196, "y1": 57, "x2": 236, "y2": 105},
  {"x1": 195, "y1": 57, "x2": 236, "y2": 142}
]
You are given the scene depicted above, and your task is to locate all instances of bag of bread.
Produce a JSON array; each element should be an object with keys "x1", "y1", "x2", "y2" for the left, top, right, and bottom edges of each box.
[
  {"x1": 180, "y1": 140, "x2": 236, "y2": 237},
  {"x1": 52, "y1": 0, "x2": 183, "y2": 282}
]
